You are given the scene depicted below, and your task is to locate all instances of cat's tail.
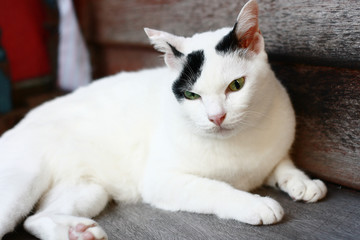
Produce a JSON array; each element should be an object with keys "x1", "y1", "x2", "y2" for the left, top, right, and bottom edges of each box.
[{"x1": 0, "y1": 129, "x2": 51, "y2": 238}]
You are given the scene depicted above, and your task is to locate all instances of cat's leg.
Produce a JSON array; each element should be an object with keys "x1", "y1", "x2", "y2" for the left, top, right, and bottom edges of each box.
[
  {"x1": 0, "y1": 148, "x2": 50, "y2": 238},
  {"x1": 24, "y1": 182, "x2": 109, "y2": 240},
  {"x1": 141, "y1": 171, "x2": 284, "y2": 225},
  {"x1": 266, "y1": 155, "x2": 327, "y2": 202}
]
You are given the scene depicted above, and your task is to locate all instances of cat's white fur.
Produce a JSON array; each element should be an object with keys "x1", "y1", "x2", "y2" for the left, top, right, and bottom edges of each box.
[{"x1": 0, "y1": 1, "x2": 326, "y2": 239}]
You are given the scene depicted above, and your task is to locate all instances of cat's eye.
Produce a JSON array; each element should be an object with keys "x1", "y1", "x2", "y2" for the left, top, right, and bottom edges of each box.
[
  {"x1": 228, "y1": 77, "x2": 245, "y2": 92},
  {"x1": 184, "y1": 91, "x2": 201, "y2": 100}
]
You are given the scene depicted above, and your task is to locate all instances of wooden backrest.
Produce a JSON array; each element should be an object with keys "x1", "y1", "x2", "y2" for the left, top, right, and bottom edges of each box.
[{"x1": 75, "y1": 0, "x2": 360, "y2": 190}]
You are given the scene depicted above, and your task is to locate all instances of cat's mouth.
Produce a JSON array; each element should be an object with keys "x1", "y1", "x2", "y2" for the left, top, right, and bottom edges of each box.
[
  {"x1": 196, "y1": 122, "x2": 238, "y2": 138},
  {"x1": 207, "y1": 125, "x2": 234, "y2": 136}
]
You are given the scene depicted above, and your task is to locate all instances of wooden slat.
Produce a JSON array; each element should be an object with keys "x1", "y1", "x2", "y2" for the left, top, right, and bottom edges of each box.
[
  {"x1": 271, "y1": 62, "x2": 360, "y2": 189},
  {"x1": 80, "y1": 0, "x2": 360, "y2": 68},
  {"x1": 0, "y1": 108, "x2": 29, "y2": 136},
  {"x1": 90, "y1": 45, "x2": 162, "y2": 77}
]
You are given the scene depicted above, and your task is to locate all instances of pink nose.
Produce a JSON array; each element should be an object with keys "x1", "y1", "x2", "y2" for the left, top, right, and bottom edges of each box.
[{"x1": 208, "y1": 113, "x2": 226, "y2": 126}]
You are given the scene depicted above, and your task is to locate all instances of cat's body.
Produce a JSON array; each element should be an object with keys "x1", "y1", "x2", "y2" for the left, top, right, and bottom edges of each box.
[{"x1": 0, "y1": 1, "x2": 326, "y2": 239}]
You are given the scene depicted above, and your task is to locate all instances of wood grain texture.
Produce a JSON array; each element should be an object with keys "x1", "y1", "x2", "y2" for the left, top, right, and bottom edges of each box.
[
  {"x1": 80, "y1": 0, "x2": 360, "y2": 68},
  {"x1": 90, "y1": 45, "x2": 162, "y2": 77},
  {"x1": 271, "y1": 62, "x2": 360, "y2": 189},
  {"x1": 4, "y1": 183, "x2": 360, "y2": 240}
]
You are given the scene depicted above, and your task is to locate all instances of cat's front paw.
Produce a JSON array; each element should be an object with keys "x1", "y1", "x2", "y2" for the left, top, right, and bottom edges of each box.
[
  {"x1": 281, "y1": 178, "x2": 327, "y2": 203},
  {"x1": 222, "y1": 196, "x2": 284, "y2": 225},
  {"x1": 246, "y1": 196, "x2": 284, "y2": 225}
]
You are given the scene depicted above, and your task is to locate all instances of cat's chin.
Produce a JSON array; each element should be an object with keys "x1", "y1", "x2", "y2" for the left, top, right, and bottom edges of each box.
[{"x1": 200, "y1": 126, "x2": 239, "y2": 139}]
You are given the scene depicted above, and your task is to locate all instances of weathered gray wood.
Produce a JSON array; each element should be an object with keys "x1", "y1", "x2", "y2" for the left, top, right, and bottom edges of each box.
[
  {"x1": 4, "y1": 183, "x2": 360, "y2": 240},
  {"x1": 81, "y1": 0, "x2": 360, "y2": 68},
  {"x1": 271, "y1": 62, "x2": 360, "y2": 190}
]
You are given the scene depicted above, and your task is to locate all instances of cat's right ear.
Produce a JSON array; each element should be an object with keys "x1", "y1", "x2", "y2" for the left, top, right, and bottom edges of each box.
[
  {"x1": 144, "y1": 28, "x2": 186, "y2": 71},
  {"x1": 234, "y1": 0, "x2": 263, "y2": 54}
]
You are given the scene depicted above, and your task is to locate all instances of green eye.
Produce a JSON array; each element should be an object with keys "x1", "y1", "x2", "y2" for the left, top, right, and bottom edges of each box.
[
  {"x1": 228, "y1": 77, "x2": 245, "y2": 92},
  {"x1": 184, "y1": 91, "x2": 201, "y2": 100}
]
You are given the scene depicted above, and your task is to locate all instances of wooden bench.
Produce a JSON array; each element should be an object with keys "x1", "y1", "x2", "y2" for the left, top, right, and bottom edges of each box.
[{"x1": 3, "y1": 0, "x2": 359, "y2": 239}]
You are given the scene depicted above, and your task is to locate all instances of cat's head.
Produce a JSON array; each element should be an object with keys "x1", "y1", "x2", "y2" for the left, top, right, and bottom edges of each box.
[{"x1": 145, "y1": 0, "x2": 276, "y2": 138}]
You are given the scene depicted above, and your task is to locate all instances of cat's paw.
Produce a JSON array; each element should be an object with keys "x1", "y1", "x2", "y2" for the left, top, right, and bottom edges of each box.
[
  {"x1": 223, "y1": 196, "x2": 284, "y2": 225},
  {"x1": 68, "y1": 222, "x2": 107, "y2": 240},
  {"x1": 281, "y1": 178, "x2": 327, "y2": 203},
  {"x1": 25, "y1": 214, "x2": 108, "y2": 240},
  {"x1": 245, "y1": 196, "x2": 284, "y2": 225}
]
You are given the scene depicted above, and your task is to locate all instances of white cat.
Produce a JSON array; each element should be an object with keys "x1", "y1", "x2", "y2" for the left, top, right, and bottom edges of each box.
[{"x1": 0, "y1": 1, "x2": 326, "y2": 239}]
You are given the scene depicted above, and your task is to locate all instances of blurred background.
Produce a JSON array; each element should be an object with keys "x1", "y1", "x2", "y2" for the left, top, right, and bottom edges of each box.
[{"x1": 0, "y1": 0, "x2": 58, "y2": 131}]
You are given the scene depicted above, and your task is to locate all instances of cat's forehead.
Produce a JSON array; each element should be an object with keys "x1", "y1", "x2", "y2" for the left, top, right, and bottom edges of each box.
[{"x1": 183, "y1": 28, "x2": 233, "y2": 54}]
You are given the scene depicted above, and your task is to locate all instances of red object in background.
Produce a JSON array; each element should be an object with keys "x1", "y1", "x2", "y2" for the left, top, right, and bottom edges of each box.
[{"x1": 0, "y1": 0, "x2": 51, "y2": 82}]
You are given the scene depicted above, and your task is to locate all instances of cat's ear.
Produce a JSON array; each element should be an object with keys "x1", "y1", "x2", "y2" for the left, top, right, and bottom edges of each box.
[
  {"x1": 144, "y1": 28, "x2": 185, "y2": 70},
  {"x1": 235, "y1": 0, "x2": 264, "y2": 54}
]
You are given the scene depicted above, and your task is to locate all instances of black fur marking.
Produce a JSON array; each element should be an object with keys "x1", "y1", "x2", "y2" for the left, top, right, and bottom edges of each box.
[
  {"x1": 215, "y1": 23, "x2": 239, "y2": 54},
  {"x1": 172, "y1": 50, "x2": 205, "y2": 101},
  {"x1": 167, "y1": 42, "x2": 184, "y2": 58}
]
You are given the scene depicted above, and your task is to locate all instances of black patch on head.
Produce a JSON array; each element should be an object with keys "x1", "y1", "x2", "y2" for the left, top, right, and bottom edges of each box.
[
  {"x1": 172, "y1": 50, "x2": 205, "y2": 101},
  {"x1": 215, "y1": 23, "x2": 239, "y2": 54},
  {"x1": 167, "y1": 42, "x2": 184, "y2": 58}
]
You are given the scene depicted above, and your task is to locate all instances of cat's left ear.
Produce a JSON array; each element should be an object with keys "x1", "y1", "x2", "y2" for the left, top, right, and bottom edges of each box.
[
  {"x1": 144, "y1": 28, "x2": 185, "y2": 70},
  {"x1": 235, "y1": 0, "x2": 264, "y2": 54}
]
